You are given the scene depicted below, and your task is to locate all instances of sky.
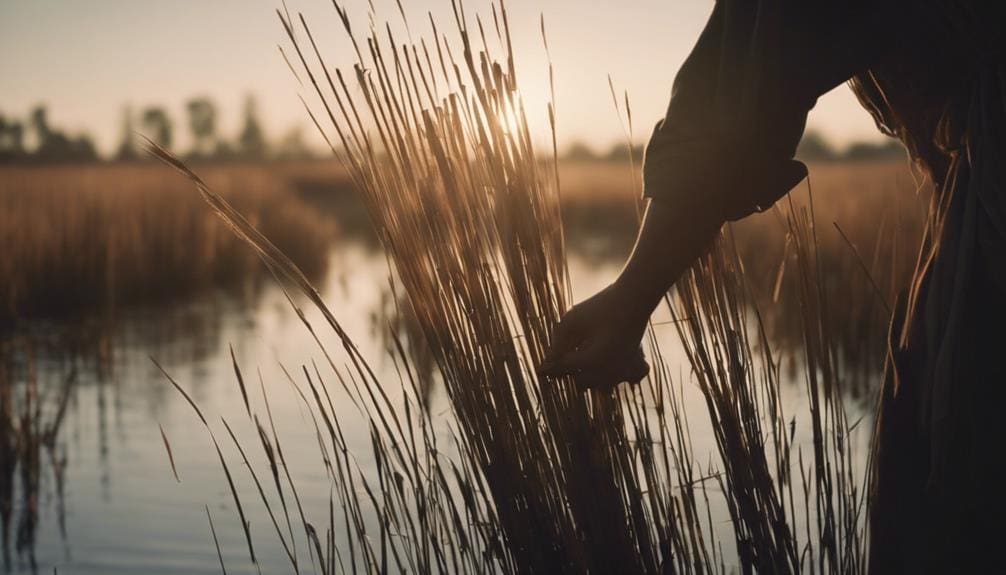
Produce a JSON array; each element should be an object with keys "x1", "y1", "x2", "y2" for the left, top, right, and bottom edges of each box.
[{"x1": 0, "y1": 0, "x2": 885, "y2": 156}]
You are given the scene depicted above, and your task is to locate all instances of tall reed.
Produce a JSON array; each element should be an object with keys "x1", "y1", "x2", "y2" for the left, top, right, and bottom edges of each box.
[{"x1": 672, "y1": 200, "x2": 867, "y2": 573}]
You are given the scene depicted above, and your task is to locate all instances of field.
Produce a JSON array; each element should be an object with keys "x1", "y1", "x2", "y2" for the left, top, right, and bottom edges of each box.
[{"x1": 0, "y1": 163, "x2": 337, "y2": 325}]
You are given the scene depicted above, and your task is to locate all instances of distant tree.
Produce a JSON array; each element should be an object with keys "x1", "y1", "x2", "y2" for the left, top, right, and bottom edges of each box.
[
  {"x1": 30, "y1": 105, "x2": 51, "y2": 145},
  {"x1": 0, "y1": 114, "x2": 26, "y2": 161},
  {"x1": 116, "y1": 105, "x2": 139, "y2": 161},
  {"x1": 70, "y1": 135, "x2": 98, "y2": 161},
  {"x1": 274, "y1": 126, "x2": 315, "y2": 161},
  {"x1": 9, "y1": 122, "x2": 24, "y2": 153},
  {"x1": 843, "y1": 139, "x2": 905, "y2": 161},
  {"x1": 564, "y1": 141, "x2": 597, "y2": 162},
  {"x1": 0, "y1": 115, "x2": 10, "y2": 162},
  {"x1": 238, "y1": 95, "x2": 267, "y2": 159},
  {"x1": 141, "y1": 107, "x2": 173, "y2": 150},
  {"x1": 796, "y1": 130, "x2": 837, "y2": 161},
  {"x1": 605, "y1": 142, "x2": 644, "y2": 163},
  {"x1": 25, "y1": 105, "x2": 98, "y2": 163},
  {"x1": 214, "y1": 140, "x2": 237, "y2": 161},
  {"x1": 186, "y1": 97, "x2": 218, "y2": 158}
]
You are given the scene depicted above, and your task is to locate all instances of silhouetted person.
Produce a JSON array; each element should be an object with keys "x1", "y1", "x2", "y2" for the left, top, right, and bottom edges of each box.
[{"x1": 540, "y1": 1, "x2": 1006, "y2": 572}]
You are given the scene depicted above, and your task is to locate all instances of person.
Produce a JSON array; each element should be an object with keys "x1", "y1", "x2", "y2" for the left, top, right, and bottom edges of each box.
[{"x1": 539, "y1": 0, "x2": 1006, "y2": 572}]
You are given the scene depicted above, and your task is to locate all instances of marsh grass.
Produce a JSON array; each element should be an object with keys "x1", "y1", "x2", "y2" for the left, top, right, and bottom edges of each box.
[
  {"x1": 150, "y1": 0, "x2": 900, "y2": 572},
  {"x1": 732, "y1": 166, "x2": 928, "y2": 394},
  {"x1": 671, "y1": 200, "x2": 868, "y2": 572},
  {"x1": 0, "y1": 164, "x2": 334, "y2": 325}
]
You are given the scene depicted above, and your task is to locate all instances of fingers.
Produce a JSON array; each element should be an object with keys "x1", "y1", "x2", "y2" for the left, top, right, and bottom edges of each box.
[
  {"x1": 572, "y1": 352, "x2": 650, "y2": 392},
  {"x1": 623, "y1": 349, "x2": 650, "y2": 385},
  {"x1": 541, "y1": 312, "x2": 580, "y2": 363},
  {"x1": 572, "y1": 370, "x2": 615, "y2": 393},
  {"x1": 538, "y1": 295, "x2": 650, "y2": 391},
  {"x1": 540, "y1": 344, "x2": 650, "y2": 392},
  {"x1": 539, "y1": 311, "x2": 586, "y2": 376},
  {"x1": 539, "y1": 339, "x2": 596, "y2": 377}
]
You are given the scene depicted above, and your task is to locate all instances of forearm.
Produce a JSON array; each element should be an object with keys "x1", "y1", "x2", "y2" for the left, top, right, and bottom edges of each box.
[{"x1": 613, "y1": 199, "x2": 721, "y2": 317}]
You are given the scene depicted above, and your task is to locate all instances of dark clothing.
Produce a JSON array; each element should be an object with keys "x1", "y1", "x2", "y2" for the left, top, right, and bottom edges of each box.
[
  {"x1": 644, "y1": 1, "x2": 1006, "y2": 571},
  {"x1": 644, "y1": 0, "x2": 909, "y2": 221}
]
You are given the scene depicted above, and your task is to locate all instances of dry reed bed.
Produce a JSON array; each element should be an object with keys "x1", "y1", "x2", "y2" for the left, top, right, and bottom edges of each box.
[
  {"x1": 735, "y1": 164, "x2": 928, "y2": 392},
  {"x1": 0, "y1": 164, "x2": 334, "y2": 325}
]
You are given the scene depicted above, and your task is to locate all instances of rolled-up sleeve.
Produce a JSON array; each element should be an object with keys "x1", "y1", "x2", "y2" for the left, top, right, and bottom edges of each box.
[{"x1": 643, "y1": 0, "x2": 900, "y2": 222}]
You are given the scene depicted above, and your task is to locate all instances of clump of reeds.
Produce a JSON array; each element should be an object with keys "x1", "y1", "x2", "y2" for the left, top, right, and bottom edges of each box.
[
  {"x1": 0, "y1": 164, "x2": 334, "y2": 325},
  {"x1": 729, "y1": 166, "x2": 928, "y2": 394},
  {"x1": 672, "y1": 199, "x2": 868, "y2": 573},
  {"x1": 155, "y1": 0, "x2": 721, "y2": 571},
  {"x1": 152, "y1": 0, "x2": 876, "y2": 572}
]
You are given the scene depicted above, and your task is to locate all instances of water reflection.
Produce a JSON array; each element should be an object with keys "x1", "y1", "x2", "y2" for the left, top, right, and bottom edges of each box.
[
  {"x1": 0, "y1": 233, "x2": 396, "y2": 573},
  {"x1": 0, "y1": 280, "x2": 283, "y2": 573},
  {"x1": 1, "y1": 340, "x2": 72, "y2": 573}
]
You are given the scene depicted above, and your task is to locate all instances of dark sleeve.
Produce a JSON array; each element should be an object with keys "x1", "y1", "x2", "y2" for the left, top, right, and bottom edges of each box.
[{"x1": 643, "y1": 0, "x2": 901, "y2": 222}]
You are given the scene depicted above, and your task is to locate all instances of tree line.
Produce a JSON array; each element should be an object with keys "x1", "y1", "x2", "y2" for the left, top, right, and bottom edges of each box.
[
  {"x1": 0, "y1": 94, "x2": 316, "y2": 164},
  {"x1": 560, "y1": 131, "x2": 905, "y2": 163},
  {"x1": 795, "y1": 130, "x2": 905, "y2": 162},
  {"x1": 0, "y1": 100, "x2": 903, "y2": 165},
  {"x1": 0, "y1": 107, "x2": 98, "y2": 163}
]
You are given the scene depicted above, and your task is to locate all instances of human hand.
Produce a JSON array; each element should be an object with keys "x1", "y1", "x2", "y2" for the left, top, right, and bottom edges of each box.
[{"x1": 538, "y1": 283, "x2": 651, "y2": 391}]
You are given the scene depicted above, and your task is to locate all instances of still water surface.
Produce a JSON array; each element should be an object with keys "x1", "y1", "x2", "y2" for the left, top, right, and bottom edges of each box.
[{"x1": 3, "y1": 239, "x2": 872, "y2": 574}]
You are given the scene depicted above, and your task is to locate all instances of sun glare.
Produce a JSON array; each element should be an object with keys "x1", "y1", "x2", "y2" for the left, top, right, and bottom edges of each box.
[{"x1": 494, "y1": 95, "x2": 525, "y2": 138}]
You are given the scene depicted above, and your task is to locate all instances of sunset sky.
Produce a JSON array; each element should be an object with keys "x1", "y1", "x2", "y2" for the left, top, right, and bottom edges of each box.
[{"x1": 1, "y1": 0, "x2": 884, "y2": 156}]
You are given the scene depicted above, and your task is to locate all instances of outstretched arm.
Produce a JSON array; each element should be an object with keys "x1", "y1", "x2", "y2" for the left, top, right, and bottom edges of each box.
[
  {"x1": 616, "y1": 199, "x2": 721, "y2": 314},
  {"x1": 538, "y1": 198, "x2": 720, "y2": 389},
  {"x1": 540, "y1": 0, "x2": 896, "y2": 390}
]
